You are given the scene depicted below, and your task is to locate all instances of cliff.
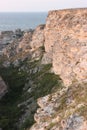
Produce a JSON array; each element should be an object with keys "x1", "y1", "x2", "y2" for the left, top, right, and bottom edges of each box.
[
  {"x1": 0, "y1": 8, "x2": 87, "y2": 130},
  {"x1": 30, "y1": 8, "x2": 87, "y2": 130},
  {"x1": 44, "y1": 8, "x2": 87, "y2": 86}
]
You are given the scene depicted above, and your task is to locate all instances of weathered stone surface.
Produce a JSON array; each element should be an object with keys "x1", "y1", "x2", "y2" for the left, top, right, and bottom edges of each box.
[
  {"x1": 0, "y1": 76, "x2": 7, "y2": 99},
  {"x1": 44, "y1": 8, "x2": 87, "y2": 86},
  {"x1": 61, "y1": 114, "x2": 86, "y2": 130},
  {"x1": 2, "y1": 25, "x2": 45, "y2": 63},
  {"x1": 30, "y1": 82, "x2": 87, "y2": 130},
  {"x1": 17, "y1": 25, "x2": 45, "y2": 53},
  {"x1": 16, "y1": 31, "x2": 33, "y2": 53},
  {"x1": 0, "y1": 30, "x2": 23, "y2": 51},
  {"x1": 2, "y1": 39, "x2": 19, "y2": 58},
  {"x1": 41, "y1": 52, "x2": 52, "y2": 64},
  {"x1": 30, "y1": 25, "x2": 45, "y2": 49}
]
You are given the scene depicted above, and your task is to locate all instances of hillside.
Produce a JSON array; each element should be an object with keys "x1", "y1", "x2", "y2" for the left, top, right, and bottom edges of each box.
[{"x1": 0, "y1": 8, "x2": 87, "y2": 130}]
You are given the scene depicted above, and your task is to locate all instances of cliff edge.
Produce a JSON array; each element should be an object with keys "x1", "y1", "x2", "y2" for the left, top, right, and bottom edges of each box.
[
  {"x1": 44, "y1": 8, "x2": 87, "y2": 86},
  {"x1": 30, "y1": 8, "x2": 87, "y2": 130}
]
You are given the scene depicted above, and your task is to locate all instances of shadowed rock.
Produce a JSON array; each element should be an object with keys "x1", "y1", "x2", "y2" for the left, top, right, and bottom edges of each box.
[{"x1": 0, "y1": 76, "x2": 7, "y2": 99}]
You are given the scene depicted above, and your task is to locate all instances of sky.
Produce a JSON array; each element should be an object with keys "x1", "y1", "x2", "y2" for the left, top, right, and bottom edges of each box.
[{"x1": 0, "y1": 0, "x2": 87, "y2": 12}]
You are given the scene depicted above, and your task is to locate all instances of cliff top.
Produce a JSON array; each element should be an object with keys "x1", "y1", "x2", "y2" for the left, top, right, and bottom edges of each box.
[{"x1": 48, "y1": 7, "x2": 87, "y2": 14}]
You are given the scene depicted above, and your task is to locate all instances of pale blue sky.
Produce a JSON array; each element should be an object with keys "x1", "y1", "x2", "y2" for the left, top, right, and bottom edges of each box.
[{"x1": 0, "y1": 0, "x2": 87, "y2": 12}]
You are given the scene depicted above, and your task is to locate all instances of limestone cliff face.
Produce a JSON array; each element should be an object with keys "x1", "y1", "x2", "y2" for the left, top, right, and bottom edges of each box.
[
  {"x1": 30, "y1": 9, "x2": 87, "y2": 130},
  {"x1": 44, "y1": 8, "x2": 87, "y2": 86},
  {"x1": 30, "y1": 83, "x2": 87, "y2": 130}
]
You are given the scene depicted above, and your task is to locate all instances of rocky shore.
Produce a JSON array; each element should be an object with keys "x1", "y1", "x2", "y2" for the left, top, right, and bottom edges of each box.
[{"x1": 0, "y1": 8, "x2": 87, "y2": 130}]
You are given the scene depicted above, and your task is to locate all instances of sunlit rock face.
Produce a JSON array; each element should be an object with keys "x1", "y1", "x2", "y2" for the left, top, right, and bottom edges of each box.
[
  {"x1": 0, "y1": 76, "x2": 7, "y2": 99},
  {"x1": 17, "y1": 25, "x2": 45, "y2": 53},
  {"x1": 30, "y1": 82, "x2": 87, "y2": 130},
  {"x1": 44, "y1": 8, "x2": 87, "y2": 86}
]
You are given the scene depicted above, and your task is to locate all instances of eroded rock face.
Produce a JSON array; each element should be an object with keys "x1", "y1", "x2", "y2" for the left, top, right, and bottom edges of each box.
[
  {"x1": 30, "y1": 25, "x2": 45, "y2": 49},
  {"x1": 0, "y1": 76, "x2": 7, "y2": 99},
  {"x1": 17, "y1": 25, "x2": 45, "y2": 53},
  {"x1": 44, "y1": 8, "x2": 87, "y2": 86},
  {"x1": 3, "y1": 25, "x2": 45, "y2": 63},
  {"x1": 30, "y1": 82, "x2": 87, "y2": 130},
  {"x1": 16, "y1": 31, "x2": 33, "y2": 53}
]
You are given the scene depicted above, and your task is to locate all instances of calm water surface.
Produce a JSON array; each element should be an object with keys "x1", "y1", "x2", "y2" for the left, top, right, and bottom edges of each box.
[{"x1": 0, "y1": 12, "x2": 47, "y2": 31}]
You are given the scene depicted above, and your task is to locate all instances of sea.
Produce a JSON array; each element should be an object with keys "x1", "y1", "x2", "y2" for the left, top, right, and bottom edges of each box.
[{"x1": 0, "y1": 12, "x2": 47, "y2": 31}]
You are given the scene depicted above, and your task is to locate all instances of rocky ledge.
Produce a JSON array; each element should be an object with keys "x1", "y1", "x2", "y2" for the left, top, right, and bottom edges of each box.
[{"x1": 30, "y1": 82, "x2": 87, "y2": 130}]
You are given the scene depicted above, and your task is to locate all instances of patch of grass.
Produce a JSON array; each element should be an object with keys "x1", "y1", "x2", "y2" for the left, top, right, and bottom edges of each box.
[
  {"x1": 46, "y1": 122, "x2": 57, "y2": 130},
  {"x1": 77, "y1": 105, "x2": 87, "y2": 119}
]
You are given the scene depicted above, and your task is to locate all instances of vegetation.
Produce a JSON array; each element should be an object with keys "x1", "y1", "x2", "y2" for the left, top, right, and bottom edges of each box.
[
  {"x1": 0, "y1": 65, "x2": 28, "y2": 130},
  {"x1": 0, "y1": 60, "x2": 62, "y2": 130}
]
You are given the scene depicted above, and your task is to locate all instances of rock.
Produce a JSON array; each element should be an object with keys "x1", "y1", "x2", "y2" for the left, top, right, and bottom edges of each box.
[
  {"x1": 44, "y1": 8, "x2": 87, "y2": 86},
  {"x1": 61, "y1": 114, "x2": 86, "y2": 130},
  {"x1": 30, "y1": 82, "x2": 87, "y2": 130},
  {"x1": 2, "y1": 40, "x2": 19, "y2": 58},
  {"x1": 2, "y1": 61, "x2": 10, "y2": 67},
  {"x1": 16, "y1": 24, "x2": 45, "y2": 55},
  {"x1": 2, "y1": 24, "x2": 45, "y2": 63},
  {"x1": 41, "y1": 52, "x2": 52, "y2": 64},
  {"x1": 12, "y1": 59, "x2": 20, "y2": 67},
  {"x1": 14, "y1": 29, "x2": 23, "y2": 38},
  {"x1": 30, "y1": 24, "x2": 45, "y2": 49},
  {"x1": 0, "y1": 76, "x2": 8, "y2": 99},
  {"x1": 31, "y1": 48, "x2": 43, "y2": 61},
  {"x1": 0, "y1": 31, "x2": 14, "y2": 50}
]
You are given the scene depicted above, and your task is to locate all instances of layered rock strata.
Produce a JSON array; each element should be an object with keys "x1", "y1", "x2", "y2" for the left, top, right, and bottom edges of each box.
[{"x1": 30, "y1": 8, "x2": 87, "y2": 130}]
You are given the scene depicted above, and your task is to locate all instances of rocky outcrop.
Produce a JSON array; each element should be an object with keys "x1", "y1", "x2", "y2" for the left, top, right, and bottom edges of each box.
[
  {"x1": 44, "y1": 8, "x2": 87, "y2": 86},
  {"x1": 2, "y1": 25, "x2": 45, "y2": 63},
  {"x1": 30, "y1": 25, "x2": 45, "y2": 49},
  {"x1": 0, "y1": 76, "x2": 7, "y2": 99},
  {"x1": 2, "y1": 9, "x2": 87, "y2": 86},
  {"x1": 16, "y1": 31, "x2": 33, "y2": 53},
  {"x1": 30, "y1": 82, "x2": 87, "y2": 130},
  {"x1": 17, "y1": 25, "x2": 45, "y2": 53},
  {"x1": 30, "y1": 8, "x2": 87, "y2": 130}
]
